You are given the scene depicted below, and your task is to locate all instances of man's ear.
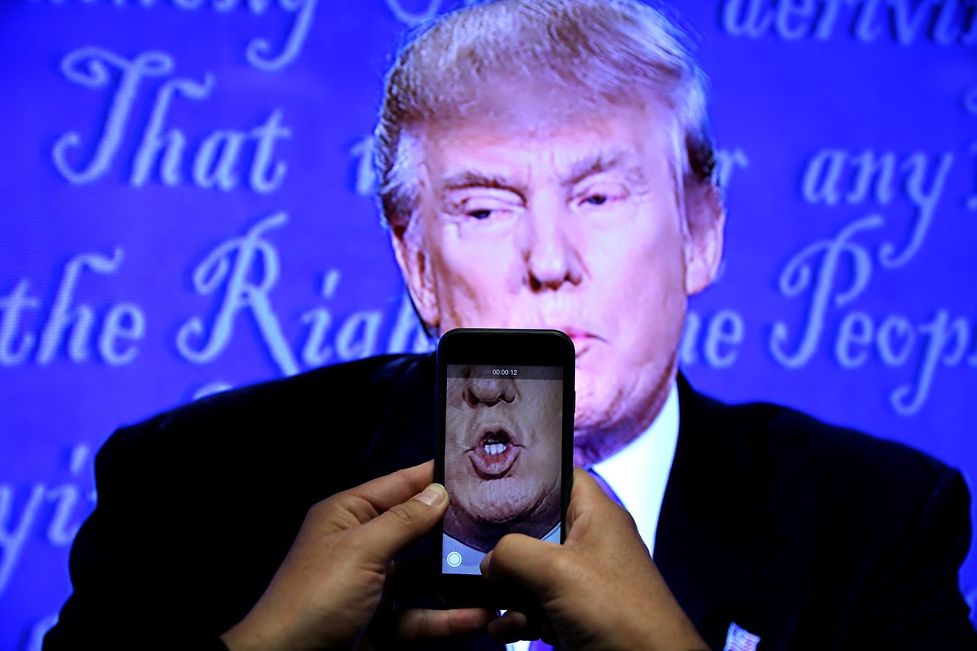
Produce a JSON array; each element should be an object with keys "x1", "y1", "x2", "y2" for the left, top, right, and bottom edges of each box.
[
  {"x1": 682, "y1": 181, "x2": 725, "y2": 295},
  {"x1": 390, "y1": 220, "x2": 440, "y2": 329}
]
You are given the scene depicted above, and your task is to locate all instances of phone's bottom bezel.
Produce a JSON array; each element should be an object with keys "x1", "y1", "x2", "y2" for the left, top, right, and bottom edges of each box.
[
  {"x1": 438, "y1": 574, "x2": 496, "y2": 608},
  {"x1": 437, "y1": 574, "x2": 535, "y2": 611}
]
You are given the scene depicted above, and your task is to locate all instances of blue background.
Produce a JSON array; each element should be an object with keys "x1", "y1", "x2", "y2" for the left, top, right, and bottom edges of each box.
[{"x1": 1, "y1": 0, "x2": 975, "y2": 648}]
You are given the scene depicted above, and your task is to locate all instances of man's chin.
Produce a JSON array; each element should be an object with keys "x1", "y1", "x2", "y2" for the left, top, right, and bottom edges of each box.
[
  {"x1": 460, "y1": 478, "x2": 547, "y2": 524},
  {"x1": 572, "y1": 422, "x2": 623, "y2": 466},
  {"x1": 572, "y1": 398, "x2": 608, "y2": 435},
  {"x1": 572, "y1": 367, "x2": 611, "y2": 423},
  {"x1": 449, "y1": 493, "x2": 559, "y2": 551}
]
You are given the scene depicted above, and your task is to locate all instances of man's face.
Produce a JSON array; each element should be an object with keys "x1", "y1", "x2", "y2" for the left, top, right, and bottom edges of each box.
[
  {"x1": 395, "y1": 96, "x2": 721, "y2": 461},
  {"x1": 443, "y1": 369, "x2": 562, "y2": 548}
]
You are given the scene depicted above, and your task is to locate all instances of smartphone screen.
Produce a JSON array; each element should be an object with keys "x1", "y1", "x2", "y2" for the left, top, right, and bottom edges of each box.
[{"x1": 441, "y1": 363, "x2": 564, "y2": 575}]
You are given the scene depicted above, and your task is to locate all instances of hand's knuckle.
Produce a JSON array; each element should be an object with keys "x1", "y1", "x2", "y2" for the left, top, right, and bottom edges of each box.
[
  {"x1": 307, "y1": 496, "x2": 333, "y2": 517},
  {"x1": 549, "y1": 550, "x2": 578, "y2": 577},
  {"x1": 492, "y1": 535, "x2": 518, "y2": 562},
  {"x1": 618, "y1": 508, "x2": 639, "y2": 532},
  {"x1": 387, "y1": 502, "x2": 417, "y2": 529}
]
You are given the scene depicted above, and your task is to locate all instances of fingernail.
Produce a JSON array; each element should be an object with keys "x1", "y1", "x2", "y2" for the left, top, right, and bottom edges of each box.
[{"x1": 415, "y1": 483, "x2": 447, "y2": 506}]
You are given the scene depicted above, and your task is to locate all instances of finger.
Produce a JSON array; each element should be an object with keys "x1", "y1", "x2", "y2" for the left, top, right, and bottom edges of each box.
[
  {"x1": 343, "y1": 460, "x2": 435, "y2": 513},
  {"x1": 397, "y1": 607, "x2": 495, "y2": 639},
  {"x1": 565, "y1": 466, "x2": 623, "y2": 533},
  {"x1": 480, "y1": 533, "x2": 564, "y2": 599},
  {"x1": 357, "y1": 482, "x2": 449, "y2": 560},
  {"x1": 486, "y1": 610, "x2": 541, "y2": 644}
]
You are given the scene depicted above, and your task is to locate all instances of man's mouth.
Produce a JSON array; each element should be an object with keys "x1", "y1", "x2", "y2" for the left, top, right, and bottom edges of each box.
[{"x1": 467, "y1": 428, "x2": 521, "y2": 479}]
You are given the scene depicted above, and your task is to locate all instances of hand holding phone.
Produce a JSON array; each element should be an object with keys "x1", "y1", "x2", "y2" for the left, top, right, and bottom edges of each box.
[
  {"x1": 480, "y1": 468, "x2": 708, "y2": 651},
  {"x1": 220, "y1": 462, "x2": 493, "y2": 651},
  {"x1": 435, "y1": 328, "x2": 575, "y2": 606}
]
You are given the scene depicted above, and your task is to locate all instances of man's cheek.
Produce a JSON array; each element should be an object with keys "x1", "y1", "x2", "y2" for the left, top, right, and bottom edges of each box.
[{"x1": 445, "y1": 411, "x2": 463, "y2": 447}]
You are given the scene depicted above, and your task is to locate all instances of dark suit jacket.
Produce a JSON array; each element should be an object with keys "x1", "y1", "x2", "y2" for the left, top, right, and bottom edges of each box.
[{"x1": 44, "y1": 353, "x2": 977, "y2": 650}]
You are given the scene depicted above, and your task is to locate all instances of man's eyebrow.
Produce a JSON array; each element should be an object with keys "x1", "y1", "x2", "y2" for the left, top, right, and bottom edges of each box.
[
  {"x1": 441, "y1": 171, "x2": 524, "y2": 195},
  {"x1": 561, "y1": 151, "x2": 644, "y2": 186},
  {"x1": 439, "y1": 153, "x2": 646, "y2": 195}
]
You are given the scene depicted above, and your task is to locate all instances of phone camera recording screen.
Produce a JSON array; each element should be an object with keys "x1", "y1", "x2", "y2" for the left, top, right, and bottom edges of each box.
[{"x1": 442, "y1": 364, "x2": 563, "y2": 575}]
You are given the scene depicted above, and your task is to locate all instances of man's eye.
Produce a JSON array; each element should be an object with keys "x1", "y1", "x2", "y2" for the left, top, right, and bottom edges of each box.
[
  {"x1": 463, "y1": 203, "x2": 516, "y2": 223},
  {"x1": 445, "y1": 188, "x2": 521, "y2": 224},
  {"x1": 576, "y1": 185, "x2": 627, "y2": 210}
]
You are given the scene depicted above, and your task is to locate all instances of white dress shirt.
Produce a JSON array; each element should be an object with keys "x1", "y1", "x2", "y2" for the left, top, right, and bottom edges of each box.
[{"x1": 508, "y1": 382, "x2": 681, "y2": 651}]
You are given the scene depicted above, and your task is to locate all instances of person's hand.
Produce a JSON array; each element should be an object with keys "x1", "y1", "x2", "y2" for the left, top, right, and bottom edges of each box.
[
  {"x1": 480, "y1": 467, "x2": 708, "y2": 651},
  {"x1": 221, "y1": 461, "x2": 492, "y2": 651}
]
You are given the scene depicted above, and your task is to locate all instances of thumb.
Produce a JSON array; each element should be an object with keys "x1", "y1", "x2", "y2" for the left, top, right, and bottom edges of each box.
[
  {"x1": 357, "y1": 483, "x2": 449, "y2": 562},
  {"x1": 480, "y1": 533, "x2": 565, "y2": 600},
  {"x1": 565, "y1": 466, "x2": 624, "y2": 533}
]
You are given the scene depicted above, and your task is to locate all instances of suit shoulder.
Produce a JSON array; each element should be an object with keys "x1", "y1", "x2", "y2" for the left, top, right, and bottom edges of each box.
[
  {"x1": 758, "y1": 400, "x2": 945, "y2": 476},
  {"x1": 127, "y1": 353, "x2": 427, "y2": 429},
  {"x1": 97, "y1": 353, "x2": 433, "y2": 476},
  {"x1": 706, "y1": 395, "x2": 962, "y2": 512}
]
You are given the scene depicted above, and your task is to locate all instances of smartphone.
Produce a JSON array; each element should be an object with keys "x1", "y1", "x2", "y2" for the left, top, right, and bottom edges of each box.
[{"x1": 435, "y1": 328, "x2": 575, "y2": 607}]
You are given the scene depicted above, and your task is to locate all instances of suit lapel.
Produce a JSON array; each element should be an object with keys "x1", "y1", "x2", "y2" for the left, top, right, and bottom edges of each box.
[{"x1": 654, "y1": 376, "x2": 818, "y2": 650}]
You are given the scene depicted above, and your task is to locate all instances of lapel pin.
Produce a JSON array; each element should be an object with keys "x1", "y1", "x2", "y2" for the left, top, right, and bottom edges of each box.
[{"x1": 724, "y1": 622, "x2": 761, "y2": 651}]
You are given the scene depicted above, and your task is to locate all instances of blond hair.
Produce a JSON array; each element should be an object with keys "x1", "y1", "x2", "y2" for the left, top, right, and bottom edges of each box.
[{"x1": 374, "y1": 0, "x2": 715, "y2": 232}]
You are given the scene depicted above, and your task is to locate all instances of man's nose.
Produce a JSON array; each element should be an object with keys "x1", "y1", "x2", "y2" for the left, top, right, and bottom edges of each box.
[
  {"x1": 463, "y1": 376, "x2": 517, "y2": 407},
  {"x1": 521, "y1": 199, "x2": 584, "y2": 291}
]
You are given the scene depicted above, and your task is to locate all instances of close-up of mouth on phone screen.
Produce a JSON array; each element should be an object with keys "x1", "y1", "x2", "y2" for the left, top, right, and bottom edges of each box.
[{"x1": 442, "y1": 364, "x2": 563, "y2": 575}]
